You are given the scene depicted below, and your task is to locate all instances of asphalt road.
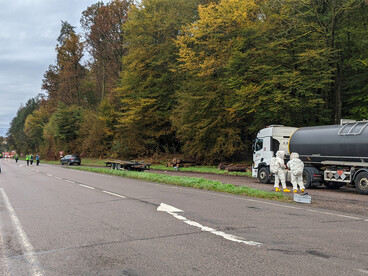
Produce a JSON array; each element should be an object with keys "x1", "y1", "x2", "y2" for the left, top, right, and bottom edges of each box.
[
  {"x1": 0, "y1": 159, "x2": 368, "y2": 275},
  {"x1": 148, "y1": 169, "x2": 368, "y2": 216}
]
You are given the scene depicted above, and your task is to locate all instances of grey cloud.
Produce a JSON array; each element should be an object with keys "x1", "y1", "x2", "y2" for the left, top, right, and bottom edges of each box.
[{"x1": 0, "y1": 0, "x2": 100, "y2": 136}]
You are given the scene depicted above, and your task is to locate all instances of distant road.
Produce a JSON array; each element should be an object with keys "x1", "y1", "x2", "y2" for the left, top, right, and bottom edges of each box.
[{"x1": 0, "y1": 160, "x2": 367, "y2": 275}]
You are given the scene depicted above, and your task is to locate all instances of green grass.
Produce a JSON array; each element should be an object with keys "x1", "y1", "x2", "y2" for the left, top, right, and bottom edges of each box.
[
  {"x1": 41, "y1": 158, "x2": 108, "y2": 166},
  {"x1": 151, "y1": 164, "x2": 252, "y2": 177},
  {"x1": 42, "y1": 160, "x2": 60, "y2": 164},
  {"x1": 68, "y1": 166, "x2": 290, "y2": 202}
]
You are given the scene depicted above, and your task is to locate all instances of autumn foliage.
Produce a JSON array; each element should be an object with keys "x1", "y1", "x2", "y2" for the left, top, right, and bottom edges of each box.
[{"x1": 7, "y1": 0, "x2": 368, "y2": 163}]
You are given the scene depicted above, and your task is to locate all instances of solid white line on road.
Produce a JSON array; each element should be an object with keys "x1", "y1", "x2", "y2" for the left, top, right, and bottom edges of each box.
[
  {"x1": 102, "y1": 191, "x2": 126, "y2": 198},
  {"x1": 79, "y1": 184, "x2": 95, "y2": 190},
  {"x1": 65, "y1": 180, "x2": 75, "y2": 184},
  {"x1": 46, "y1": 174, "x2": 53, "y2": 177},
  {"x1": 157, "y1": 203, "x2": 262, "y2": 247},
  {"x1": 0, "y1": 188, "x2": 43, "y2": 276},
  {"x1": 306, "y1": 209, "x2": 362, "y2": 220}
]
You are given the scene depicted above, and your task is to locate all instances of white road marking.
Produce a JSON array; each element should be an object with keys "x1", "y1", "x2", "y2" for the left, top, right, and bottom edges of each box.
[
  {"x1": 35, "y1": 170, "x2": 39, "y2": 172},
  {"x1": 102, "y1": 191, "x2": 126, "y2": 198},
  {"x1": 46, "y1": 174, "x2": 53, "y2": 177},
  {"x1": 79, "y1": 184, "x2": 95, "y2": 190},
  {"x1": 149, "y1": 182, "x2": 368, "y2": 222},
  {"x1": 65, "y1": 180, "x2": 75, "y2": 184},
  {"x1": 157, "y1": 203, "x2": 262, "y2": 247},
  {"x1": 55, "y1": 177, "x2": 62, "y2": 180},
  {"x1": 0, "y1": 188, "x2": 43, "y2": 276}
]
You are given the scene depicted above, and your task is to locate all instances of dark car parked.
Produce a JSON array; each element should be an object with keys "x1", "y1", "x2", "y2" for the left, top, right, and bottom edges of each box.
[{"x1": 60, "y1": 155, "x2": 81, "y2": 165}]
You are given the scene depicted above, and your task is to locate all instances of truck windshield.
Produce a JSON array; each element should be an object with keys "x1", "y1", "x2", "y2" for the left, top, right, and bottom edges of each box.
[{"x1": 255, "y1": 138, "x2": 263, "y2": 151}]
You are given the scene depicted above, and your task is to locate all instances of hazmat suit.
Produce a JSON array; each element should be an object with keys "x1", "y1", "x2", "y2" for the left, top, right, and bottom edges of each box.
[
  {"x1": 287, "y1": 152, "x2": 305, "y2": 193},
  {"x1": 270, "y1": 150, "x2": 290, "y2": 192}
]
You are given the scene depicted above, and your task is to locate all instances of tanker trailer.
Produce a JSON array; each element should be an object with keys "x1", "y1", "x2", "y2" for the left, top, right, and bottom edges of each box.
[{"x1": 252, "y1": 121, "x2": 368, "y2": 195}]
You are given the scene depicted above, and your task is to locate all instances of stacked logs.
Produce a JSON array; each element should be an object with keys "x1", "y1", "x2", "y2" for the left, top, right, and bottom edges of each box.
[
  {"x1": 218, "y1": 163, "x2": 249, "y2": 172},
  {"x1": 167, "y1": 158, "x2": 198, "y2": 168}
]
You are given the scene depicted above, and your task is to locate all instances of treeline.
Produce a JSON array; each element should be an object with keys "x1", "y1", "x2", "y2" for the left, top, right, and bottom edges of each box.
[{"x1": 7, "y1": 0, "x2": 368, "y2": 163}]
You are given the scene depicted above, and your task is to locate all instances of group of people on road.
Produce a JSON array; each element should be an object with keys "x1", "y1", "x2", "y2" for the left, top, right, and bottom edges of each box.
[
  {"x1": 270, "y1": 150, "x2": 305, "y2": 193},
  {"x1": 25, "y1": 154, "x2": 40, "y2": 166}
]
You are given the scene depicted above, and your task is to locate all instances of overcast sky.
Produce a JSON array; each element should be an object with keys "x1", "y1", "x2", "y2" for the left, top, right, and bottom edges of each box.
[{"x1": 0, "y1": 0, "x2": 100, "y2": 136}]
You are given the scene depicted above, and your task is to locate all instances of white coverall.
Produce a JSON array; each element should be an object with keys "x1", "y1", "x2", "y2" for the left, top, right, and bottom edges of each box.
[
  {"x1": 273, "y1": 151, "x2": 287, "y2": 189},
  {"x1": 287, "y1": 152, "x2": 305, "y2": 191}
]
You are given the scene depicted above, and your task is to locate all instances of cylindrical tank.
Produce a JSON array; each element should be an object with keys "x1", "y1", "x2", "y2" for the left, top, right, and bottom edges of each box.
[{"x1": 289, "y1": 122, "x2": 368, "y2": 164}]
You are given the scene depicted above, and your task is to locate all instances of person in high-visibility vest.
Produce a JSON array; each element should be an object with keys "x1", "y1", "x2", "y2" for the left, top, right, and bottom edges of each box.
[{"x1": 26, "y1": 154, "x2": 29, "y2": 166}]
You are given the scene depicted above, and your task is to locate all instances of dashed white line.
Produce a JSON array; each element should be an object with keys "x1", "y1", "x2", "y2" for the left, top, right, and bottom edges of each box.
[
  {"x1": 55, "y1": 177, "x2": 62, "y2": 180},
  {"x1": 0, "y1": 188, "x2": 43, "y2": 276},
  {"x1": 35, "y1": 170, "x2": 39, "y2": 172},
  {"x1": 79, "y1": 184, "x2": 95, "y2": 190},
  {"x1": 65, "y1": 180, "x2": 75, "y2": 184},
  {"x1": 102, "y1": 191, "x2": 126, "y2": 198},
  {"x1": 46, "y1": 174, "x2": 53, "y2": 177}
]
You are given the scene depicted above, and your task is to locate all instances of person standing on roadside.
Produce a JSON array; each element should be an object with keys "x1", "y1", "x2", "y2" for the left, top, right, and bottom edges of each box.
[
  {"x1": 30, "y1": 154, "x2": 34, "y2": 165},
  {"x1": 26, "y1": 154, "x2": 29, "y2": 166},
  {"x1": 270, "y1": 150, "x2": 291, "y2": 193},
  {"x1": 36, "y1": 154, "x2": 40, "y2": 166},
  {"x1": 287, "y1": 152, "x2": 305, "y2": 193},
  {"x1": 15, "y1": 154, "x2": 18, "y2": 163}
]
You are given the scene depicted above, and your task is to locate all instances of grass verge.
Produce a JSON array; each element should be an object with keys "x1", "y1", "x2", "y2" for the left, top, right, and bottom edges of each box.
[
  {"x1": 151, "y1": 165, "x2": 252, "y2": 177},
  {"x1": 41, "y1": 158, "x2": 108, "y2": 166},
  {"x1": 69, "y1": 166, "x2": 290, "y2": 202}
]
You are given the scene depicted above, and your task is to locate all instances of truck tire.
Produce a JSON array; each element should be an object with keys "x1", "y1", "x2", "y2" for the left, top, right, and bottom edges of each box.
[
  {"x1": 324, "y1": 181, "x2": 344, "y2": 189},
  {"x1": 303, "y1": 169, "x2": 312, "y2": 189},
  {"x1": 258, "y1": 167, "x2": 271, "y2": 184},
  {"x1": 355, "y1": 172, "x2": 368, "y2": 195}
]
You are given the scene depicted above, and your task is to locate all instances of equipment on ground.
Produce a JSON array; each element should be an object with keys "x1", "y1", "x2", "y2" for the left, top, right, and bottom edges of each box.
[{"x1": 106, "y1": 160, "x2": 150, "y2": 172}]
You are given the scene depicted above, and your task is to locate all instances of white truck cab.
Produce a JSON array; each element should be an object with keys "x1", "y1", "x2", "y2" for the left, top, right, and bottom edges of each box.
[{"x1": 252, "y1": 125, "x2": 297, "y2": 183}]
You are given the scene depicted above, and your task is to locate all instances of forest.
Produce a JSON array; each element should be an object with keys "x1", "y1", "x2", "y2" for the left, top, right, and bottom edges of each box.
[{"x1": 6, "y1": 0, "x2": 368, "y2": 164}]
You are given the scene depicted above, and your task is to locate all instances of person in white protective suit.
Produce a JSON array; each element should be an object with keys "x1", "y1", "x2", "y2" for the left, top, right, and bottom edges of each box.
[
  {"x1": 287, "y1": 152, "x2": 305, "y2": 193},
  {"x1": 270, "y1": 150, "x2": 290, "y2": 192}
]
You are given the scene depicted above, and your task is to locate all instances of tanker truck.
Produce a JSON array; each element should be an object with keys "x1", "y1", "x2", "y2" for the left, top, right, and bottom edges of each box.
[{"x1": 252, "y1": 120, "x2": 368, "y2": 195}]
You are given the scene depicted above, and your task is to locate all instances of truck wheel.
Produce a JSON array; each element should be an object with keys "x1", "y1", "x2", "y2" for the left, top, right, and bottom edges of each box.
[
  {"x1": 355, "y1": 172, "x2": 368, "y2": 195},
  {"x1": 324, "y1": 182, "x2": 344, "y2": 189},
  {"x1": 303, "y1": 169, "x2": 312, "y2": 189},
  {"x1": 258, "y1": 167, "x2": 271, "y2": 184}
]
